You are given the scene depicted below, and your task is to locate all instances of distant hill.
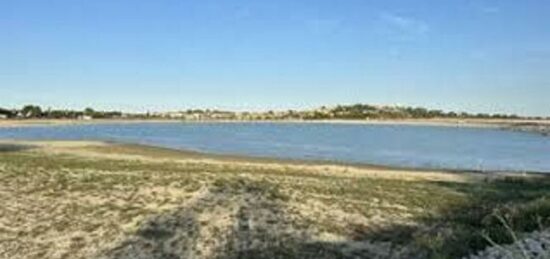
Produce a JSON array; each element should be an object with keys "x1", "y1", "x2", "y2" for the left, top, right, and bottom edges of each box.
[{"x1": 300, "y1": 104, "x2": 525, "y2": 120}]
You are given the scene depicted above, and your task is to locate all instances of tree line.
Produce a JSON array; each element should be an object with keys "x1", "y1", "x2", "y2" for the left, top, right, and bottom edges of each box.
[
  {"x1": 0, "y1": 105, "x2": 122, "y2": 119},
  {"x1": 302, "y1": 104, "x2": 528, "y2": 120},
  {"x1": 0, "y1": 104, "x2": 545, "y2": 120}
]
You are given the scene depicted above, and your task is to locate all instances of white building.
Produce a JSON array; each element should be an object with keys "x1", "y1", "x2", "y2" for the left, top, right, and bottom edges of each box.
[{"x1": 78, "y1": 115, "x2": 93, "y2": 120}]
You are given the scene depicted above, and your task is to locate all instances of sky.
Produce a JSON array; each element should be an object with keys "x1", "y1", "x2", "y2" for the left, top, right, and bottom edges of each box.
[{"x1": 1, "y1": 0, "x2": 549, "y2": 116}]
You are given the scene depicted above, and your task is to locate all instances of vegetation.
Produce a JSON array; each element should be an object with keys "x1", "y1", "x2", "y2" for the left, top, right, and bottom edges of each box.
[
  {"x1": 302, "y1": 104, "x2": 523, "y2": 120},
  {"x1": 0, "y1": 103, "x2": 543, "y2": 121},
  {"x1": 0, "y1": 105, "x2": 123, "y2": 119},
  {"x1": 21, "y1": 105, "x2": 43, "y2": 118},
  {"x1": 0, "y1": 107, "x2": 14, "y2": 118},
  {"x1": 1, "y1": 142, "x2": 549, "y2": 258}
]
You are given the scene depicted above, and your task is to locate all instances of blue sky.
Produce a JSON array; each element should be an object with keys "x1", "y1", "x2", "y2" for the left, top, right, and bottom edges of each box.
[{"x1": 1, "y1": 0, "x2": 549, "y2": 116}]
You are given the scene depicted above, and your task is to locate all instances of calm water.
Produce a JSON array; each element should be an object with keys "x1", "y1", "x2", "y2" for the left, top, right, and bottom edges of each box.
[{"x1": 1, "y1": 122, "x2": 549, "y2": 172}]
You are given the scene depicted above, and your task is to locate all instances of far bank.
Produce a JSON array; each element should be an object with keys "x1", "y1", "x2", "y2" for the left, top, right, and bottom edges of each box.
[{"x1": 1, "y1": 117, "x2": 549, "y2": 136}]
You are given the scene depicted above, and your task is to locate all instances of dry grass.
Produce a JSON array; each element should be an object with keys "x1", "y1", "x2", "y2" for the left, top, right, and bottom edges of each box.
[{"x1": 1, "y1": 141, "x2": 549, "y2": 258}]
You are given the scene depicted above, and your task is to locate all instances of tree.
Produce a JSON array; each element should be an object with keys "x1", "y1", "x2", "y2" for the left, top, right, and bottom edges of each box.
[
  {"x1": 21, "y1": 105, "x2": 42, "y2": 118},
  {"x1": 0, "y1": 108, "x2": 14, "y2": 118},
  {"x1": 84, "y1": 108, "x2": 95, "y2": 116}
]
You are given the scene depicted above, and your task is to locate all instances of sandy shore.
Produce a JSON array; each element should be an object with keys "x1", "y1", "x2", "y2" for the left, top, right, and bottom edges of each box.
[{"x1": 0, "y1": 140, "x2": 479, "y2": 181}]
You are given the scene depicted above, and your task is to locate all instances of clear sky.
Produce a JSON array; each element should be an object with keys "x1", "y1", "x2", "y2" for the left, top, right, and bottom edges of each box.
[{"x1": 1, "y1": 0, "x2": 549, "y2": 116}]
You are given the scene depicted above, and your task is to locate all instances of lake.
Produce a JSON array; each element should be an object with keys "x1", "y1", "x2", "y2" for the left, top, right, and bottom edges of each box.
[{"x1": 1, "y1": 122, "x2": 549, "y2": 173}]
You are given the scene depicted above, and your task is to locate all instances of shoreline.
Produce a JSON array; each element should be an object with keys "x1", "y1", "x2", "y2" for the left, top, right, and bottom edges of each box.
[
  {"x1": 1, "y1": 117, "x2": 549, "y2": 127},
  {"x1": 120, "y1": 142, "x2": 550, "y2": 175},
  {"x1": 3, "y1": 139, "x2": 549, "y2": 176},
  {"x1": 3, "y1": 140, "x2": 550, "y2": 258},
  {"x1": 1, "y1": 117, "x2": 549, "y2": 136}
]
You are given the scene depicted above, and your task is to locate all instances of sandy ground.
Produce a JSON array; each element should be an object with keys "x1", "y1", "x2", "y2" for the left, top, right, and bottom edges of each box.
[{"x1": 1, "y1": 140, "x2": 548, "y2": 259}]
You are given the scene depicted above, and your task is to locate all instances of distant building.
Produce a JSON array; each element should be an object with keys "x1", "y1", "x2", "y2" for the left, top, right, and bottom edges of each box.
[
  {"x1": 0, "y1": 114, "x2": 7, "y2": 119},
  {"x1": 168, "y1": 112, "x2": 185, "y2": 119},
  {"x1": 78, "y1": 115, "x2": 93, "y2": 120},
  {"x1": 183, "y1": 114, "x2": 202, "y2": 120}
]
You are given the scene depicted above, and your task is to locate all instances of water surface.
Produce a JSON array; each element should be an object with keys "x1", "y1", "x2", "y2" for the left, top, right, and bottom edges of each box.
[{"x1": 1, "y1": 122, "x2": 549, "y2": 172}]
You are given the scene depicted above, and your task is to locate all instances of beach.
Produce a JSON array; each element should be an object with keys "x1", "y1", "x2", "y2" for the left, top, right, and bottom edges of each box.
[{"x1": 1, "y1": 140, "x2": 549, "y2": 258}]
